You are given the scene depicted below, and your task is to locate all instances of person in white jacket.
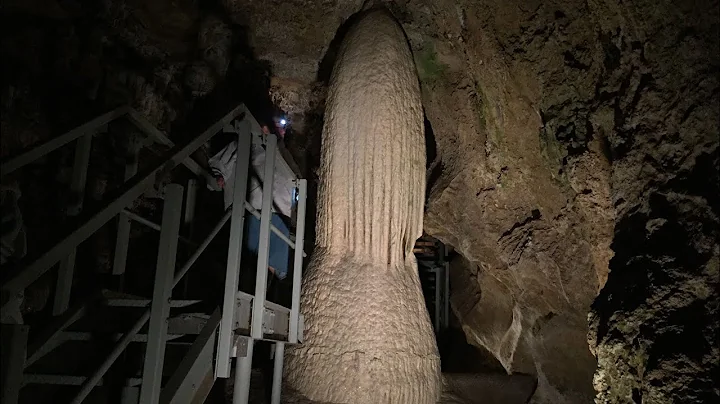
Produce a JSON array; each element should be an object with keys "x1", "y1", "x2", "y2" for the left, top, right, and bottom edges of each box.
[{"x1": 208, "y1": 119, "x2": 294, "y2": 280}]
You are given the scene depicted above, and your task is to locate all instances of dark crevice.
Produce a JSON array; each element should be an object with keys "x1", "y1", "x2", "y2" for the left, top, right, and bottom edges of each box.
[
  {"x1": 424, "y1": 113, "x2": 443, "y2": 202},
  {"x1": 563, "y1": 50, "x2": 591, "y2": 70},
  {"x1": 498, "y1": 209, "x2": 542, "y2": 241}
]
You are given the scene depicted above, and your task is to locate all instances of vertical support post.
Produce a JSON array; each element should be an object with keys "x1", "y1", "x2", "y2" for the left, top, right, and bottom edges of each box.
[
  {"x1": 182, "y1": 179, "x2": 199, "y2": 298},
  {"x1": 232, "y1": 338, "x2": 255, "y2": 404},
  {"x1": 251, "y1": 134, "x2": 276, "y2": 339},
  {"x1": 184, "y1": 179, "x2": 199, "y2": 228},
  {"x1": 139, "y1": 184, "x2": 183, "y2": 404},
  {"x1": 0, "y1": 324, "x2": 29, "y2": 404},
  {"x1": 434, "y1": 268, "x2": 441, "y2": 332},
  {"x1": 112, "y1": 142, "x2": 140, "y2": 289},
  {"x1": 270, "y1": 342, "x2": 285, "y2": 404},
  {"x1": 288, "y1": 179, "x2": 307, "y2": 343},
  {"x1": 216, "y1": 125, "x2": 251, "y2": 378},
  {"x1": 439, "y1": 243, "x2": 449, "y2": 330},
  {"x1": 444, "y1": 261, "x2": 450, "y2": 329},
  {"x1": 53, "y1": 132, "x2": 93, "y2": 316},
  {"x1": 113, "y1": 141, "x2": 140, "y2": 399},
  {"x1": 121, "y1": 387, "x2": 140, "y2": 404}
]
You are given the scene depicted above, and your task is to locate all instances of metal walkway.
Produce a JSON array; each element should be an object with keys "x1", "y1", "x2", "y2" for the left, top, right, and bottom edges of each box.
[{"x1": 0, "y1": 105, "x2": 307, "y2": 404}]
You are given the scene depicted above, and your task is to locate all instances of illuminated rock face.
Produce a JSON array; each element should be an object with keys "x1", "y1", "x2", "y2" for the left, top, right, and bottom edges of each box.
[{"x1": 284, "y1": 9, "x2": 441, "y2": 404}]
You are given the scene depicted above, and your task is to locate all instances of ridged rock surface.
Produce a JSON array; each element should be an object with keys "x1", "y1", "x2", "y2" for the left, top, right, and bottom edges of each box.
[{"x1": 284, "y1": 10, "x2": 441, "y2": 404}]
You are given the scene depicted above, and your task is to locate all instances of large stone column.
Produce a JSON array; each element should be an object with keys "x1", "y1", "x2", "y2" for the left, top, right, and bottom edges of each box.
[{"x1": 284, "y1": 9, "x2": 441, "y2": 404}]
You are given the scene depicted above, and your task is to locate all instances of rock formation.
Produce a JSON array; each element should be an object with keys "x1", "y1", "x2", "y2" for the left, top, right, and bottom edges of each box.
[
  {"x1": 284, "y1": 9, "x2": 441, "y2": 403},
  {"x1": 586, "y1": 0, "x2": 720, "y2": 402}
]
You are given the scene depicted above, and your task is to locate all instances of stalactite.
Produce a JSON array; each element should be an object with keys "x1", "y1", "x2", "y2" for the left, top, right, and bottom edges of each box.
[{"x1": 285, "y1": 9, "x2": 441, "y2": 404}]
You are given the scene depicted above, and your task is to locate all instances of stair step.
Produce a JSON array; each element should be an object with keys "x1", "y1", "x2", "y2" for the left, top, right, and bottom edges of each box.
[
  {"x1": 105, "y1": 299, "x2": 203, "y2": 308},
  {"x1": 23, "y1": 374, "x2": 142, "y2": 387},
  {"x1": 101, "y1": 289, "x2": 202, "y2": 308},
  {"x1": 59, "y1": 331, "x2": 186, "y2": 343}
]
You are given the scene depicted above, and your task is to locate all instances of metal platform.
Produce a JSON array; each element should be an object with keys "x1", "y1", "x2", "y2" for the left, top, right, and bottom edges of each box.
[{"x1": 0, "y1": 105, "x2": 308, "y2": 404}]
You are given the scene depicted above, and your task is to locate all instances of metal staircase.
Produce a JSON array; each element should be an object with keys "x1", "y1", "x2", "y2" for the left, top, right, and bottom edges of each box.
[{"x1": 0, "y1": 105, "x2": 307, "y2": 404}]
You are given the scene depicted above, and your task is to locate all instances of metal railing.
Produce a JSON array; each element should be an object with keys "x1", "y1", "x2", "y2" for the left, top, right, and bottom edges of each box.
[
  {"x1": 0, "y1": 105, "x2": 308, "y2": 404},
  {"x1": 0, "y1": 105, "x2": 224, "y2": 316},
  {"x1": 415, "y1": 240, "x2": 450, "y2": 333}
]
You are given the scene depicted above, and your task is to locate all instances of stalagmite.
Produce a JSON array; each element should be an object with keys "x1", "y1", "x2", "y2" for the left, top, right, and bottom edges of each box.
[{"x1": 284, "y1": 9, "x2": 441, "y2": 404}]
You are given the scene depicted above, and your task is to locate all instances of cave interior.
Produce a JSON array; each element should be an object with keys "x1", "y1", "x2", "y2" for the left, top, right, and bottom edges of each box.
[{"x1": 0, "y1": 0, "x2": 718, "y2": 403}]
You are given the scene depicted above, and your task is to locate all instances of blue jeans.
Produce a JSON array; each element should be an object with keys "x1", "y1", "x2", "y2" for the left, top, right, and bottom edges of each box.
[{"x1": 245, "y1": 213, "x2": 290, "y2": 280}]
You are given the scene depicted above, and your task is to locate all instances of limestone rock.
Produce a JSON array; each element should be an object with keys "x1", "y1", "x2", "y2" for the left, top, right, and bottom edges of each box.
[
  {"x1": 103, "y1": 0, "x2": 199, "y2": 60},
  {"x1": 198, "y1": 14, "x2": 232, "y2": 78},
  {"x1": 284, "y1": 9, "x2": 440, "y2": 403},
  {"x1": 184, "y1": 61, "x2": 218, "y2": 98},
  {"x1": 586, "y1": 0, "x2": 720, "y2": 401}
]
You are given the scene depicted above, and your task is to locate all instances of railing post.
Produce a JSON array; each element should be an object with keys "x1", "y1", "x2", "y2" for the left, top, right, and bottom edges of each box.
[
  {"x1": 112, "y1": 142, "x2": 140, "y2": 290},
  {"x1": 216, "y1": 123, "x2": 251, "y2": 378},
  {"x1": 181, "y1": 179, "x2": 198, "y2": 298},
  {"x1": 439, "y1": 244, "x2": 449, "y2": 330},
  {"x1": 233, "y1": 338, "x2": 255, "y2": 404},
  {"x1": 113, "y1": 140, "x2": 141, "y2": 403},
  {"x1": 288, "y1": 179, "x2": 307, "y2": 343},
  {"x1": 434, "y1": 267, "x2": 441, "y2": 332},
  {"x1": 121, "y1": 387, "x2": 140, "y2": 404},
  {"x1": 270, "y1": 342, "x2": 285, "y2": 404},
  {"x1": 0, "y1": 324, "x2": 29, "y2": 404},
  {"x1": 53, "y1": 132, "x2": 93, "y2": 316},
  {"x1": 139, "y1": 184, "x2": 183, "y2": 404},
  {"x1": 251, "y1": 133, "x2": 276, "y2": 339},
  {"x1": 443, "y1": 261, "x2": 450, "y2": 329}
]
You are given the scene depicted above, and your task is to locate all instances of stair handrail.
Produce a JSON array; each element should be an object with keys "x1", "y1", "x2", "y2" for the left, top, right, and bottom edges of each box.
[
  {"x1": 0, "y1": 105, "x2": 247, "y2": 313},
  {"x1": 1, "y1": 107, "x2": 129, "y2": 176},
  {"x1": 1, "y1": 103, "x2": 308, "y2": 404},
  {"x1": 0, "y1": 106, "x2": 219, "y2": 191}
]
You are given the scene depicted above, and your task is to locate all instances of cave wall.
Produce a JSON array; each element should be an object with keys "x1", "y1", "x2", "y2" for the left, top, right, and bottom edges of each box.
[
  {"x1": 1, "y1": 0, "x2": 285, "y2": 159},
  {"x1": 585, "y1": 0, "x2": 719, "y2": 401},
  {"x1": 400, "y1": 0, "x2": 718, "y2": 402},
  {"x1": 403, "y1": 0, "x2": 616, "y2": 401}
]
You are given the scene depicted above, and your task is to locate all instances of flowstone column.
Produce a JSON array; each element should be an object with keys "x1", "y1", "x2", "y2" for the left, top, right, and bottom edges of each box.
[{"x1": 284, "y1": 9, "x2": 441, "y2": 404}]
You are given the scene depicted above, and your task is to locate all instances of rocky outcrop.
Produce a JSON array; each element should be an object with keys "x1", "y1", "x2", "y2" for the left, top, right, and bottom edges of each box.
[
  {"x1": 586, "y1": 0, "x2": 720, "y2": 402},
  {"x1": 184, "y1": 14, "x2": 232, "y2": 97},
  {"x1": 400, "y1": 1, "x2": 613, "y2": 401},
  {"x1": 219, "y1": 0, "x2": 362, "y2": 83},
  {"x1": 284, "y1": 9, "x2": 441, "y2": 403},
  {"x1": 405, "y1": 0, "x2": 718, "y2": 402}
]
